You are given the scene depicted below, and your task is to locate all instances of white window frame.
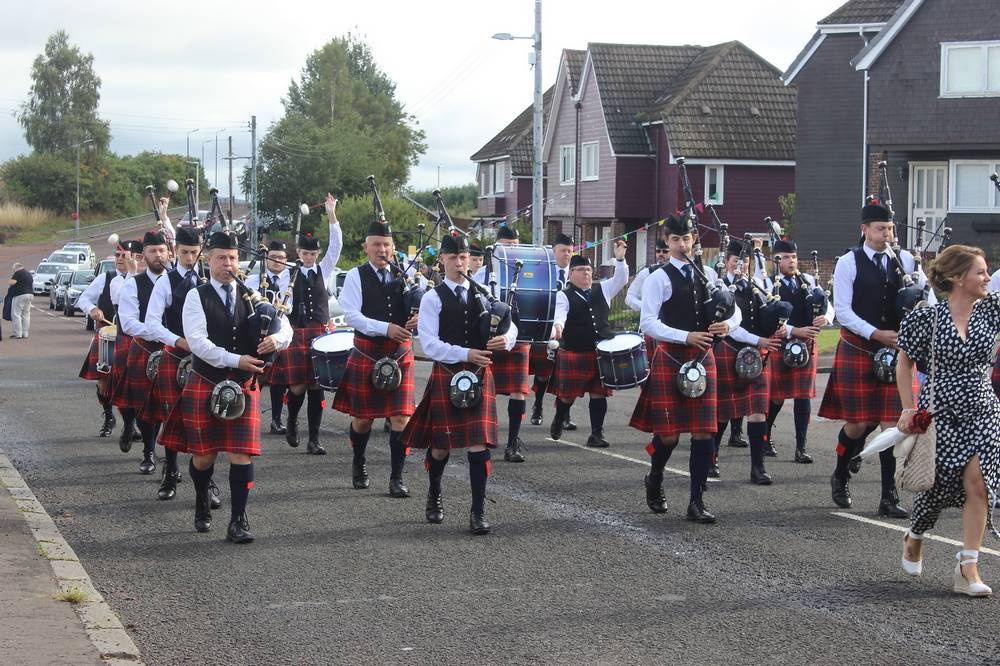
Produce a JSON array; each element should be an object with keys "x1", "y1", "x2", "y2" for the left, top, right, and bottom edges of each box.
[
  {"x1": 581, "y1": 142, "x2": 600, "y2": 181},
  {"x1": 493, "y1": 161, "x2": 505, "y2": 194},
  {"x1": 559, "y1": 145, "x2": 576, "y2": 185},
  {"x1": 948, "y1": 159, "x2": 1000, "y2": 213},
  {"x1": 479, "y1": 164, "x2": 493, "y2": 198},
  {"x1": 940, "y1": 41, "x2": 1000, "y2": 98},
  {"x1": 704, "y1": 165, "x2": 725, "y2": 205}
]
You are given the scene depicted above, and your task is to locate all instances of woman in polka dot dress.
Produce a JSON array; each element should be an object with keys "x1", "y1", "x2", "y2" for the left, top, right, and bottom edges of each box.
[{"x1": 896, "y1": 245, "x2": 1000, "y2": 597}]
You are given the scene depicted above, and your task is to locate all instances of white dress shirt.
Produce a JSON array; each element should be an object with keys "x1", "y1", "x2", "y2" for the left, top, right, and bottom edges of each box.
[
  {"x1": 417, "y1": 277, "x2": 518, "y2": 364},
  {"x1": 625, "y1": 265, "x2": 654, "y2": 312},
  {"x1": 182, "y1": 277, "x2": 293, "y2": 369},
  {"x1": 298, "y1": 222, "x2": 343, "y2": 293},
  {"x1": 144, "y1": 266, "x2": 201, "y2": 347},
  {"x1": 639, "y1": 256, "x2": 742, "y2": 344},
  {"x1": 77, "y1": 270, "x2": 124, "y2": 317},
  {"x1": 832, "y1": 243, "x2": 933, "y2": 340},
  {"x1": 339, "y1": 262, "x2": 394, "y2": 337},
  {"x1": 552, "y1": 259, "x2": 629, "y2": 332},
  {"x1": 118, "y1": 268, "x2": 166, "y2": 338},
  {"x1": 244, "y1": 268, "x2": 292, "y2": 309}
]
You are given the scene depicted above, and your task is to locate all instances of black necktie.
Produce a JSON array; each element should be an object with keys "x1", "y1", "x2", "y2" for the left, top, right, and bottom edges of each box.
[
  {"x1": 222, "y1": 283, "x2": 234, "y2": 318},
  {"x1": 583, "y1": 288, "x2": 592, "y2": 303},
  {"x1": 187, "y1": 271, "x2": 197, "y2": 287},
  {"x1": 874, "y1": 252, "x2": 886, "y2": 280},
  {"x1": 557, "y1": 269, "x2": 565, "y2": 289},
  {"x1": 785, "y1": 277, "x2": 796, "y2": 293},
  {"x1": 682, "y1": 265, "x2": 693, "y2": 282},
  {"x1": 272, "y1": 274, "x2": 280, "y2": 286},
  {"x1": 378, "y1": 268, "x2": 387, "y2": 285},
  {"x1": 455, "y1": 285, "x2": 466, "y2": 304}
]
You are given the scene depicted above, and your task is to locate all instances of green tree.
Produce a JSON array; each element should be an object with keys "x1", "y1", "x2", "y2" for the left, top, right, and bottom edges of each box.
[
  {"x1": 18, "y1": 31, "x2": 110, "y2": 154},
  {"x1": 778, "y1": 193, "x2": 796, "y2": 237},
  {"x1": 408, "y1": 184, "x2": 478, "y2": 217}
]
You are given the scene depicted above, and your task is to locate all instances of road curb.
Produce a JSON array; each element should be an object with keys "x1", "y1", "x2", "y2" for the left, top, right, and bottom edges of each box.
[{"x1": 0, "y1": 451, "x2": 144, "y2": 665}]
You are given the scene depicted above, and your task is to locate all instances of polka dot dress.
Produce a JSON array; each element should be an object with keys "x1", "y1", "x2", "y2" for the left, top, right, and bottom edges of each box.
[{"x1": 897, "y1": 296, "x2": 1000, "y2": 537}]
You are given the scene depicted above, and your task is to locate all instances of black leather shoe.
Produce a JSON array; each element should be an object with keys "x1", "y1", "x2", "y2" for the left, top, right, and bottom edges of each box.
[
  {"x1": 194, "y1": 493, "x2": 212, "y2": 533},
  {"x1": 285, "y1": 420, "x2": 299, "y2": 448},
  {"x1": 226, "y1": 514, "x2": 255, "y2": 543},
  {"x1": 763, "y1": 442, "x2": 778, "y2": 457},
  {"x1": 118, "y1": 427, "x2": 133, "y2": 453},
  {"x1": 586, "y1": 431, "x2": 610, "y2": 448},
  {"x1": 727, "y1": 433, "x2": 749, "y2": 448},
  {"x1": 549, "y1": 417, "x2": 563, "y2": 441},
  {"x1": 750, "y1": 466, "x2": 773, "y2": 486},
  {"x1": 208, "y1": 479, "x2": 222, "y2": 510},
  {"x1": 686, "y1": 500, "x2": 716, "y2": 524},
  {"x1": 269, "y1": 418, "x2": 286, "y2": 435},
  {"x1": 831, "y1": 473, "x2": 852, "y2": 508},
  {"x1": 131, "y1": 425, "x2": 143, "y2": 442},
  {"x1": 306, "y1": 438, "x2": 326, "y2": 455},
  {"x1": 877, "y1": 496, "x2": 910, "y2": 519},
  {"x1": 848, "y1": 456, "x2": 863, "y2": 475},
  {"x1": 708, "y1": 463, "x2": 720, "y2": 479},
  {"x1": 352, "y1": 460, "x2": 370, "y2": 489},
  {"x1": 139, "y1": 453, "x2": 156, "y2": 475},
  {"x1": 562, "y1": 418, "x2": 577, "y2": 431},
  {"x1": 157, "y1": 468, "x2": 179, "y2": 500},
  {"x1": 504, "y1": 438, "x2": 526, "y2": 462},
  {"x1": 644, "y1": 473, "x2": 667, "y2": 513},
  {"x1": 469, "y1": 510, "x2": 492, "y2": 535},
  {"x1": 99, "y1": 413, "x2": 116, "y2": 438},
  {"x1": 425, "y1": 492, "x2": 444, "y2": 524},
  {"x1": 389, "y1": 477, "x2": 410, "y2": 498},
  {"x1": 529, "y1": 405, "x2": 543, "y2": 425},
  {"x1": 794, "y1": 448, "x2": 814, "y2": 464}
]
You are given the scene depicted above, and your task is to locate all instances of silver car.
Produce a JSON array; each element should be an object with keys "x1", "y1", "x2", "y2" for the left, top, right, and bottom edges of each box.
[
  {"x1": 64, "y1": 270, "x2": 96, "y2": 316},
  {"x1": 48, "y1": 270, "x2": 73, "y2": 309},
  {"x1": 32, "y1": 262, "x2": 74, "y2": 294}
]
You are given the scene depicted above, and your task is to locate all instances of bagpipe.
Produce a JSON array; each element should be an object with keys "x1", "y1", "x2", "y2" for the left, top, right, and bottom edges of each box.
[{"x1": 369, "y1": 175, "x2": 427, "y2": 315}]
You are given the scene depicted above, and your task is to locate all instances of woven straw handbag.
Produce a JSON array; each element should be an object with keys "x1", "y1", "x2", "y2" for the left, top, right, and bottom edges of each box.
[{"x1": 895, "y1": 307, "x2": 938, "y2": 493}]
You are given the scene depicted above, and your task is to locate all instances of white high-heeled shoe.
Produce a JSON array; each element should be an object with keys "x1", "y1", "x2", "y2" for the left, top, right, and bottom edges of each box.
[
  {"x1": 901, "y1": 531, "x2": 922, "y2": 576},
  {"x1": 954, "y1": 551, "x2": 992, "y2": 597}
]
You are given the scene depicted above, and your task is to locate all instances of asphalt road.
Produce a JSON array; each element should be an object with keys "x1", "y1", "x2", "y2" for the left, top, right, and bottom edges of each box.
[{"x1": 2, "y1": 299, "x2": 999, "y2": 665}]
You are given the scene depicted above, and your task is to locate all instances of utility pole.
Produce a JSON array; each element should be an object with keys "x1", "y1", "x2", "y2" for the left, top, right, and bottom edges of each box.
[
  {"x1": 531, "y1": 0, "x2": 543, "y2": 245},
  {"x1": 250, "y1": 115, "x2": 258, "y2": 247},
  {"x1": 227, "y1": 135, "x2": 234, "y2": 222}
]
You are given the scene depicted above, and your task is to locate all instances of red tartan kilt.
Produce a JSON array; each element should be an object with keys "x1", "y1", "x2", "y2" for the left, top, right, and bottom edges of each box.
[
  {"x1": 492, "y1": 341, "x2": 531, "y2": 395},
  {"x1": 400, "y1": 362, "x2": 498, "y2": 450},
  {"x1": 713, "y1": 340, "x2": 771, "y2": 421},
  {"x1": 331, "y1": 335, "x2": 416, "y2": 418},
  {"x1": 645, "y1": 335, "x2": 656, "y2": 364},
  {"x1": 528, "y1": 343, "x2": 554, "y2": 377},
  {"x1": 266, "y1": 322, "x2": 326, "y2": 387},
  {"x1": 112, "y1": 338, "x2": 161, "y2": 412},
  {"x1": 140, "y1": 346, "x2": 188, "y2": 424},
  {"x1": 159, "y1": 371, "x2": 261, "y2": 456},
  {"x1": 818, "y1": 329, "x2": 916, "y2": 423},
  {"x1": 630, "y1": 341, "x2": 718, "y2": 437},
  {"x1": 78, "y1": 332, "x2": 102, "y2": 380},
  {"x1": 769, "y1": 338, "x2": 818, "y2": 401},
  {"x1": 110, "y1": 332, "x2": 133, "y2": 388},
  {"x1": 549, "y1": 348, "x2": 613, "y2": 400}
]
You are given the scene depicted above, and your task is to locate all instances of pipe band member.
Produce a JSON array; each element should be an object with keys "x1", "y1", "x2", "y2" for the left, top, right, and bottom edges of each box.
[
  {"x1": 246, "y1": 240, "x2": 293, "y2": 435},
  {"x1": 106, "y1": 239, "x2": 145, "y2": 450},
  {"x1": 529, "y1": 232, "x2": 575, "y2": 428}
]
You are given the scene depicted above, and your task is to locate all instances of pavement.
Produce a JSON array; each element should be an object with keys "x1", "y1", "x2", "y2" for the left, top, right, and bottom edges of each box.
[{"x1": 1, "y1": 286, "x2": 1000, "y2": 664}]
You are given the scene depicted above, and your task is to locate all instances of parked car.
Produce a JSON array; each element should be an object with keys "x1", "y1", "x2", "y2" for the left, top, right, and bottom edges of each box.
[
  {"x1": 47, "y1": 250, "x2": 89, "y2": 269},
  {"x1": 96, "y1": 258, "x2": 115, "y2": 275},
  {"x1": 62, "y1": 242, "x2": 95, "y2": 265},
  {"x1": 32, "y1": 262, "x2": 74, "y2": 294},
  {"x1": 179, "y1": 210, "x2": 210, "y2": 226},
  {"x1": 64, "y1": 270, "x2": 96, "y2": 316},
  {"x1": 48, "y1": 270, "x2": 73, "y2": 309}
]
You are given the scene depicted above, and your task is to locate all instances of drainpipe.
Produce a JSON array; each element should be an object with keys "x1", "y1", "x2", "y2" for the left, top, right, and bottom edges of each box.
[{"x1": 860, "y1": 26, "x2": 871, "y2": 203}]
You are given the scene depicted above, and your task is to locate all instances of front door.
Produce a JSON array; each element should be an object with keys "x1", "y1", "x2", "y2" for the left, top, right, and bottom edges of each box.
[{"x1": 908, "y1": 162, "x2": 948, "y2": 250}]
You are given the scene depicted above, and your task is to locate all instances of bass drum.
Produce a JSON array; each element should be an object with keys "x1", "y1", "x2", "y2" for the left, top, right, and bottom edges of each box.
[{"x1": 490, "y1": 244, "x2": 558, "y2": 343}]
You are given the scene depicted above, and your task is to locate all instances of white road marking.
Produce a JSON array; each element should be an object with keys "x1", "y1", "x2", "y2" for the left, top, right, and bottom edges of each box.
[
  {"x1": 832, "y1": 511, "x2": 1000, "y2": 557},
  {"x1": 546, "y1": 436, "x2": 719, "y2": 481},
  {"x1": 30, "y1": 304, "x2": 85, "y2": 325}
]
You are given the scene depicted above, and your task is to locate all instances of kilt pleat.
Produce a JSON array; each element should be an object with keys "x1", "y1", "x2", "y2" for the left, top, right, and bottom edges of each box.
[
  {"x1": 112, "y1": 337, "x2": 161, "y2": 412},
  {"x1": 630, "y1": 341, "x2": 718, "y2": 437},
  {"x1": 400, "y1": 362, "x2": 498, "y2": 450},
  {"x1": 492, "y1": 341, "x2": 531, "y2": 395},
  {"x1": 266, "y1": 322, "x2": 326, "y2": 387},
  {"x1": 159, "y1": 371, "x2": 261, "y2": 456},
  {"x1": 769, "y1": 338, "x2": 818, "y2": 401},
  {"x1": 332, "y1": 335, "x2": 416, "y2": 418},
  {"x1": 109, "y1": 332, "x2": 133, "y2": 393},
  {"x1": 528, "y1": 343, "x2": 555, "y2": 378},
  {"x1": 713, "y1": 339, "x2": 771, "y2": 422},
  {"x1": 548, "y1": 348, "x2": 613, "y2": 400},
  {"x1": 818, "y1": 329, "x2": 915, "y2": 423},
  {"x1": 78, "y1": 332, "x2": 101, "y2": 380},
  {"x1": 140, "y1": 346, "x2": 188, "y2": 424}
]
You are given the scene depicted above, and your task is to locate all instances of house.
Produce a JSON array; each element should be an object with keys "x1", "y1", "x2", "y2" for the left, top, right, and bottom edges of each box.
[
  {"x1": 538, "y1": 41, "x2": 796, "y2": 271},
  {"x1": 784, "y1": 0, "x2": 1000, "y2": 257}
]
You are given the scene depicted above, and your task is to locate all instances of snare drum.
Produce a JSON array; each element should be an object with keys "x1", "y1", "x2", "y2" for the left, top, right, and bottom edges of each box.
[
  {"x1": 596, "y1": 332, "x2": 649, "y2": 389},
  {"x1": 491, "y1": 244, "x2": 558, "y2": 342},
  {"x1": 310, "y1": 330, "x2": 354, "y2": 390},
  {"x1": 97, "y1": 325, "x2": 117, "y2": 374}
]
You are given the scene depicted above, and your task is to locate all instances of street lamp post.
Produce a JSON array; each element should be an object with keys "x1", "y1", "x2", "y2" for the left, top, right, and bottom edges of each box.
[
  {"x1": 200, "y1": 139, "x2": 213, "y2": 207},
  {"x1": 493, "y1": 0, "x2": 543, "y2": 244},
  {"x1": 74, "y1": 138, "x2": 94, "y2": 238},
  {"x1": 186, "y1": 128, "x2": 200, "y2": 160}
]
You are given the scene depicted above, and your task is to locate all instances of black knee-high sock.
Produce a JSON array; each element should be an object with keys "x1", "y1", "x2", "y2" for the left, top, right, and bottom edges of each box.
[
  {"x1": 766, "y1": 400, "x2": 783, "y2": 441},
  {"x1": 137, "y1": 418, "x2": 156, "y2": 455},
  {"x1": 748, "y1": 421, "x2": 767, "y2": 469},
  {"x1": 189, "y1": 459, "x2": 213, "y2": 496},
  {"x1": 647, "y1": 436, "x2": 673, "y2": 481},
  {"x1": 306, "y1": 389, "x2": 324, "y2": 436},
  {"x1": 689, "y1": 438, "x2": 714, "y2": 503},
  {"x1": 269, "y1": 385, "x2": 286, "y2": 421},
  {"x1": 713, "y1": 422, "x2": 727, "y2": 454},
  {"x1": 286, "y1": 391, "x2": 305, "y2": 423},
  {"x1": 507, "y1": 399, "x2": 525, "y2": 447},
  {"x1": 533, "y1": 378, "x2": 549, "y2": 408},
  {"x1": 468, "y1": 450, "x2": 490, "y2": 514},
  {"x1": 96, "y1": 385, "x2": 110, "y2": 410},
  {"x1": 389, "y1": 429, "x2": 407, "y2": 480},
  {"x1": 229, "y1": 462, "x2": 254, "y2": 522},
  {"x1": 834, "y1": 427, "x2": 865, "y2": 480},
  {"x1": 120, "y1": 407, "x2": 135, "y2": 431},
  {"x1": 349, "y1": 425, "x2": 371, "y2": 463},
  {"x1": 793, "y1": 399, "x2": 811, "y2": 449},
  {"x1": 428, "y1": 453, "x2": 449, "y2": 495},
  {"x1": 879, "y1": 447, "x2": 897, "y2": 499},
  {"x1": 163, "y1": 447, "x2": 178, "y2": 475},
  {"x1": 588, "y1": 397, "x2": 607, "y2": 435},
  {"x1": 553, "y1": 397, "x2": 570, "y2": 423},
  {"x1": 730, "y1": 416, "x2": 744, "y2": 438}
]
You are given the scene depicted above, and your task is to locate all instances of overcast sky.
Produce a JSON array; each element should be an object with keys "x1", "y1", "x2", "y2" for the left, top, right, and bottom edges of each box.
[{"x1": 0, "y1": 0, "x2": 845, "y2": 195}]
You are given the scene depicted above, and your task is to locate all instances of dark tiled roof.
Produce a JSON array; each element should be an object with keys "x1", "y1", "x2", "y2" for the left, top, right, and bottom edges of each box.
[
  {"x1": 818, "y1": 0, "x2": 906, "y2": 25},
  {"x1": 565, "y1": 49, "x2": 587, "y2": 94}
]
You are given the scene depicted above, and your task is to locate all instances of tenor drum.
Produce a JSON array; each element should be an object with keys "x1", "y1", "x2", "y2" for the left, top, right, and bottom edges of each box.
[
  {"x1": 596, "y1": 332, "x2": 649, "y2": 389},
  {"x1": 97, "y1": 325, "x2": 117, "y2": 374},
  {"x1": 310, "y1": 330, "x2": 354, "y2": 390},
  {"x1": 491, "y1": 244, "x2": 558, "y2": 342}
]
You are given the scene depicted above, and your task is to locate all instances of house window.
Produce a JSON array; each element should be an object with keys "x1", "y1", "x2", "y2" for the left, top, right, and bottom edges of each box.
[
  {"x1": 480, "y1": 164, "x2": 492, "y2": 197},
  {"x1": 560, "y1": 145, "x2": 575, "y2": 184},
  {"x1": 949, "y1": 160, "x2": 1000, "y2": 212},
  {"x1": 705, "y1": 165, "x2": 724, "y2": 205},
  {"x1": 493, "y1": 162, "x2": 505, "y2": 194},
  {"x1": 581, "y1": 142, "x2": 599, "y2": 181},
  {"x1": 941, "y1": 42, "x2": 1000, "y2": 98}
]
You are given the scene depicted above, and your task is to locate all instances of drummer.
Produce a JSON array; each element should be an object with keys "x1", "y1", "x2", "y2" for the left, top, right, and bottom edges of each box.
[
  {"x1": 332, "y1": 216, "x2": 417, "y2": 497},
  {"x1": 548, "y1": 241, "x2": 628, "y2": 447},
  {"x1": 468, "y1": 241, "x2": 484, "y2": 274}
]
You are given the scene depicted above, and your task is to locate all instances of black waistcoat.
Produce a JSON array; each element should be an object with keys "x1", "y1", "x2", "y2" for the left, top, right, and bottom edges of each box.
[
  {"x1": 435, "y1": 282, "x2": 486, "y2": 351},
  {"x1": 723, "y1": 276, "x2": 765, "y2": 339},
  {"x1": 97, "y1": 271, "x2": 116, "y2": 320},
  {"x1": 659, "y1": 263, "x2": 709, "y2": 332},
  {"x1": 163, "y1": 269, "x2": 199, "y2": 338},
  {"x1": 777, "y1": 274, "x2": 813, "y2": 328},
  {"x1": 290, "y1": 266, "x2": 329, "y2": 327},
  {"x1": 357, "y1": 264, "x2": 407, "y2": 340},
  {"x1": 561, "y1": 284, "x2": 614, "y2": 352},
  {"x1": 850, "y1": 247, "x2": 901, "y2": 331},
  {"x1": 134, "y1": 272, "x2": 157, "y2": 322},
  {"x1": 191, "y1": 283, "x2": 254, "y2": 383}
]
